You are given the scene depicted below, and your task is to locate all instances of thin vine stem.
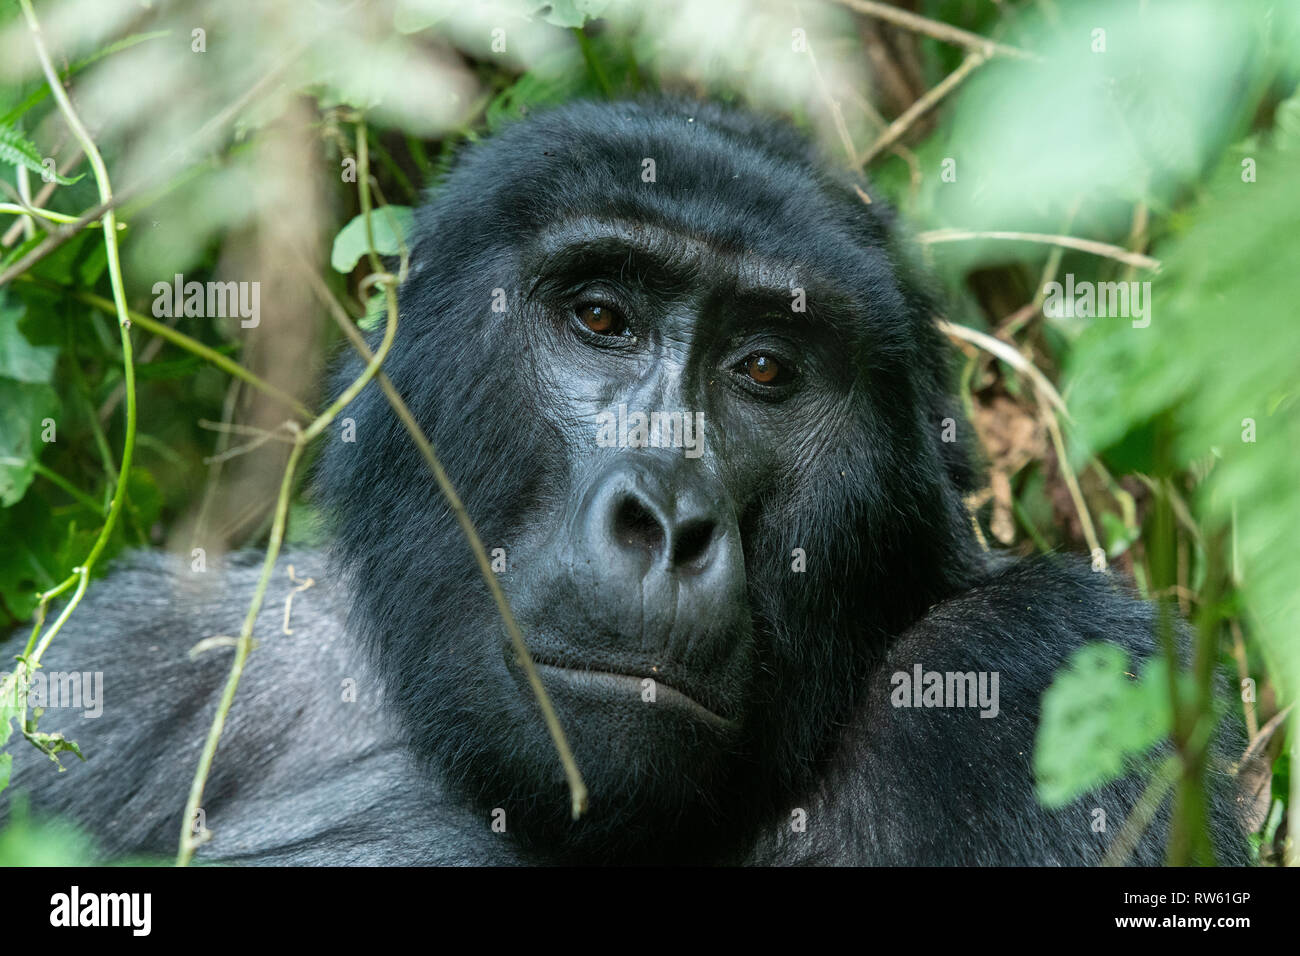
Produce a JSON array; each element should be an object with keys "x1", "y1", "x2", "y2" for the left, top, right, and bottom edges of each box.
[
  {"x1": 297, "y1": 253, "x2": 589, "y2": 821},
  {"x1": 15, "y1": 0, "x2": 136, "y2": 673},
  {"x1": 0, "y1": 201, "x2": 124, "y2": 228},
  {"x1": 176, "y1": 276, "x2": 400, "y2": 866}
]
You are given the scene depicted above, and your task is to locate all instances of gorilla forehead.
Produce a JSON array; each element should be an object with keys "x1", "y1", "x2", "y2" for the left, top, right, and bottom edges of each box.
[
  {"x1": 412, "y1": 98, "x2": 914, "y2": 352},
  {"x1": 528, "y1": 215, "x2": 807, "y2": 293}
]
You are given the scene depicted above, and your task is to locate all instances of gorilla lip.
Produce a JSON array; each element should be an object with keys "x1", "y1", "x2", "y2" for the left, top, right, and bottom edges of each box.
[{"x1": 532, "y1": 661, "x2": 739, "y2": 732}]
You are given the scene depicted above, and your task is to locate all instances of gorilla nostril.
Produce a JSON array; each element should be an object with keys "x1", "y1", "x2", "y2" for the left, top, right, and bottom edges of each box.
[
  {"x1": 612, "y1": 496, "x2": 665, "y2": 556},
  {"x1": 671, "y1": 519, "x2": 717, "y2": 570}
]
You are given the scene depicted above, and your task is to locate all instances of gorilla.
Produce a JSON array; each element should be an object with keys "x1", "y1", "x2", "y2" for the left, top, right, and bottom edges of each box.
[{"x1": 1, "y1": 98, "x2": 1248, "y2": 865}]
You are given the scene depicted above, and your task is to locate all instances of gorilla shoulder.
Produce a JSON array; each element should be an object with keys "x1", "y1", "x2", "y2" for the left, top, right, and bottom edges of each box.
[{"x1": 0, "y1": 552, "x2": 522, "y2": 865}]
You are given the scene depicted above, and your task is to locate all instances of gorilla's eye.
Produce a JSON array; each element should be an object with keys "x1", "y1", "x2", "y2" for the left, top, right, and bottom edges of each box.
[
  {"x1": 575, "y1": 304, "x2": 627, "y2": 337},
  {"x1": 739, "y1": 353, "x2": 789, "y2": 386}
]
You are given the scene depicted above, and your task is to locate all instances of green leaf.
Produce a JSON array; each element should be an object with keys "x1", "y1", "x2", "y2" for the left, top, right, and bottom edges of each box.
[
  {"x1": 1034, "y1": 643, "x2": 1173, "y2": 807},
  {"x1": 22, "y1": 728, "x2": 84, "y2": 768},
  {"x1": 0, "y1": 123, "x2": 82, "y2": 185},
  {"x1": 0, "y1": 494, "x2": 65, "y2": 623},
  {"x1": 532, "y1": 0, "x2": 611, "y2": 28},
  {"x1": 358, "y1": 289, "x2": 388, "y2": 332},
  {"x1": 5, "y1": 229, "x2": 108, "y2": 287},
  {"x1": 0, "y1": 378, "x2": 59, "y2": 507},
  {"x1": 486, "y1": 65, "x2": 591, "y2": 132},
  {"x1": 0, "y1": 291, "x2": 58, "y2": 384},
  {"x1": 1274, "y1": 93, "x2": 1300, "y2": 152},
  {"x1": 330, "y1": 206, "x2": 413, "y2": 274}
]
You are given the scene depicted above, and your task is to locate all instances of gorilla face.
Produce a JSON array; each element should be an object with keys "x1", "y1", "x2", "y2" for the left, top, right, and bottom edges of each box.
[{"x1": 318, "y1": 99, "x2": 980, "y2": 860}]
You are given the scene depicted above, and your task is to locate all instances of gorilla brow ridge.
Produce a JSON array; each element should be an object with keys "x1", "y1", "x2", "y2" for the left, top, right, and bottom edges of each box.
[{"x1": 528, "y1": 216, "x2": 862, "y2": 337}]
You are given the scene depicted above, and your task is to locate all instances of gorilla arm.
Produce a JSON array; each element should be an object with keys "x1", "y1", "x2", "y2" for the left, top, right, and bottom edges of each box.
[
  {"x1": 746, "y1": 554, "x2": 1251, "y2": 866},
  {"x1": 0, "y1": 552, "x2": 520, "y2": 865}
]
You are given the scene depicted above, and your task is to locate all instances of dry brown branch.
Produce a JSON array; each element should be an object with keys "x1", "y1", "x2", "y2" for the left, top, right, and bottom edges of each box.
[
  {"x1": 830, "y1": 0, "x2": 1036, "y2": 60},
  {"x1": 918, "y1": 228, "x2": 1161, "y2": 271},
  {"x1": 935, "y1": 319, "x2": 1069, "y2": 418},
  {"x1": 860, "y1": 50, "x2": 987, "y2": 165}
]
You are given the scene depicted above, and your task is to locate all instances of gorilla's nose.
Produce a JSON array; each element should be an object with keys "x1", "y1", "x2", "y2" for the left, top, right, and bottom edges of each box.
[
  {"x1": 580, "y1": 462, "x2": 734, "y2": 580},
  {"x1": 610, "y1": 491, "x2": 718, "y2": 572}
]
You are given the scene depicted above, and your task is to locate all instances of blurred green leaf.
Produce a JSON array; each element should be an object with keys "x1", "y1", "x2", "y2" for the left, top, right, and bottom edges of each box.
[
  {"x1": 1035, "y1": 643, "x2": 1173, "y2": 807},
  {"x1": 0, "y1": 30, "x2": 170, "y2": 126},
  {"x1": 5, "y1": 230, "x2": 108, "y2": 288},
  {"x1": 917, "y1": 0, "x2": 1260, "y2": 246},
  {"x1": 0, "y1": 807, "x2": 97, "y2": 865},
  {"x1": 0, "y1": 378, "x2": 58, "y2": 506},
  {"x1": 533, "y1": 0, "x2": 611, "y2": 29},
  {"x1": 126, "y1": 467, "x2": 162, "y2": 533},
  {"x1": 1068, "y1": 109, "x2": 1300, "y2": 700},
  {"x1": 0, "y1": 291, "x2": 56, "y2": 384}
]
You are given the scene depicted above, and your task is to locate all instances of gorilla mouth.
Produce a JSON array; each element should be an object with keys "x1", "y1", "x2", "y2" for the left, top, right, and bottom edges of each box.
[{"x1": 532, "y1": 660, "x2": 739, "y2": 733}]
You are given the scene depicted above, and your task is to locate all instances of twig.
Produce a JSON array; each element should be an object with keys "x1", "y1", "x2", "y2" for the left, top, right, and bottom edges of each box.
[
  {"x1": 0, "y1": 188, "x2": 133, "y2": 290},
  {"x1": 935, "y1": 319, "x2": 1069, "y2": 418},
  {"x1": 176, "y1": 427, "x2": 305, "y2": 864},
  {"x1": 197, "y1": 419, "x2": 296, "y2": 439},
  {"x1": 1229, "y1": 619, "x2": 1258, "y2": 738},
  {"x1": 938, "y1": 316, "x2": 1100, "y2": 562},
  {"x1": 840, "y1": 82, "x2": 922, "y2": 194},
  {"x1": 2, "y1": 147, "x2": 80, "y2": 246},
  {"x1": 918, "y1": 228, "x2": 1161, "y2": 271},
  {"x1": 1041, "y1": 397, "x2": 1103, "y2": 564},
  {"x1": 176, "y1": 112, "x2": 588, "y2": 863},
  {"x1": 202, "y1": 429, "x2": 287, "y2": 466},
  {"x1": 860, "y1": 50, "x2": 987, "y2": 164},
  {"x1": 281, "y1": 566, "x2": 314, "y2": 636},
  {"x1": 796, "y1": 5, "x2": 859, "y2": 166},
  {"x1": 830, "y1": 0, "x2": 1037, "y2": 60},
  {"x1": 1241, "y1": 703, "x2": 1294, "y2": 768},
  {"x1": 177, "y1": 275, "x2": 398, "y2": 866}
]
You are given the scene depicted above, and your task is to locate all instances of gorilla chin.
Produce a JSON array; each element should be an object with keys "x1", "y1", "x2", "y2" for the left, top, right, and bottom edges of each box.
[
  {"x1": 451, "y1": 632, "x2": 761, "y2": 862},
  {"x1": 481, "y1": 595, "x2": 765, "y2": 859}
]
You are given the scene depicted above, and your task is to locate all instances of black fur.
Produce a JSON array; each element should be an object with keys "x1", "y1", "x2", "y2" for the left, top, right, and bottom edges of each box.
[{"x1": 1, "y1": 99, "x2": 1248, "y2": 865}]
